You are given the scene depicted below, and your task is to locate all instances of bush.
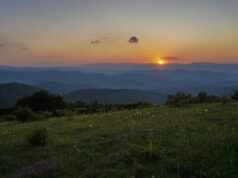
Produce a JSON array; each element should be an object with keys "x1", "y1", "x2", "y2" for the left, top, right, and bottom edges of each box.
[
  {"x1": 74, "y1": 100, "x2": 86, "y2": 108},
  {"x1": 39, "y1": 111, "x2": 52, "y2": 119},
  {"x1": 220, "y1": 95, "x2": 231, "y2": 104},
  {"x1": 86, "y1": 101, "x2": 103, "y2": 113},
  {"x1": 197, "y1": 91, "x2": 208, "y2": 103},
  {"x1": 104, "y1": 104, "x2": 118, "y2": 112},
  {"x1": 75, "y1": 107, "x2": 88, "y2": 114},
  {"x1": 134, "y1": 101, "x2": 153, "y2": 108},
  {"x1": 67, "y1": 110, "x2": 74, "y2": 120},
  {"x1": 231, "y1": 89, "x2": 238, "y2": 101},
  {"x1": 14, "y1": 107, "x2": 38, "y2": 122},
  {"x1": 28, "y1": 127, "x2": 48, "y2": 146},
  {"x1": 54, "y1": 109, "x2": 71, "y2": 117},
  {"x1": 166, "y1": 91, "x2": 192, "y2": 107},
  {"x1": 2, "y1": 114, "x2": 16, "y2": 121}
]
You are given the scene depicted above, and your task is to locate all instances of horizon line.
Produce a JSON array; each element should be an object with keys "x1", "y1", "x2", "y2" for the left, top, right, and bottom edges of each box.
[{"x1": 2, "y1": 61, "x2": 238, "y2": 68}]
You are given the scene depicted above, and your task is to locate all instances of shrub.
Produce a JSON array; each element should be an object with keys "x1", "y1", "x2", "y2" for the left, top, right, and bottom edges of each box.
[
  {"x1": 197, "y1": 91, "x2": 208, "y2": 103},
  {"x1": 14, "y1": 107, "x2": 38, "y2": 122},
  {"x1": 28, "y1": 127, "x2": 48, "y2": 146},
  {"x1": 54, "y1": 109, "x2": 71, "y2": 117},
  {"x1": 87, "y1": 101, "x2": 103, "y2": 113},
  {"x1": 67, "y1": 110, "x2": 74, "y2": 120},
  {"x1": 74, "y1": 100, "x2": 86, "y2": 108},
  {"x1": 231, "y1": 89, "x2": 238, "y2": 101},
  {"x1": 2, "y1": 114, "x2": 16, "y2": 121},
  {"x1": 166, "y1": 91, "x2": 192, "y2": 107},
  {"x1": 104, "y1": 104, "x2": 118, "y2": 112},
  {"x1": 220, "y1": 95, "x2": 231, "y2": 105},
  {"x1": 75, "y1": 107, "x2": 88, "y2": 114},
  {"x1": 39, "y1": 111, "x2": 52, "y2": 119},
  {"x1": 134, "y1": 101, "x2": 153, "y2": 108}
]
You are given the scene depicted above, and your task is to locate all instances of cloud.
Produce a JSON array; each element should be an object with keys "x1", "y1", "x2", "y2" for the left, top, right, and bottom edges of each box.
[
  {"x1": 0, "y1": 35, "x2": 29, "y2": 50},
  {"x1": 129, "y1": 36, "x2": 139, "y2": 44},
  {"x1": 16, "y1": 44, "x2": 29, "y2": 50},
  {"x1": 163, "y1": 57, "x2": 179, "y2": 60},
  {"x1": 0, "y1": 43, "x2": 6, "y2": 48},
  {"x1": 0, "y1": 36, "x2": 7, "y2": 49},
  {"x1": 1, "y1": 43, "x2": 29, "y2": 50},
  {"x1": 90, "y1": 40, "x2": 101, "y2": 44}
]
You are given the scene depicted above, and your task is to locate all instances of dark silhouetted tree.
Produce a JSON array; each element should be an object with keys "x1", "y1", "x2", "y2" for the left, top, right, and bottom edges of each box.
[
  {"x1": 16, "y1": 90, "x2": 67, "y2": 112},
  {"x1": 231, "y1": 89, "x2": 238, "y2": 101}
]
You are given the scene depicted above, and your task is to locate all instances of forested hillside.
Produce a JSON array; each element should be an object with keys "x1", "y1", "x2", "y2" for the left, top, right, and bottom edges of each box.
[
  {"x1": 63, "y1": 89, "x2": 166, "y2": 104},
  {"x1": 0, "y1": 83, "x2": 40, "y2": 108}
]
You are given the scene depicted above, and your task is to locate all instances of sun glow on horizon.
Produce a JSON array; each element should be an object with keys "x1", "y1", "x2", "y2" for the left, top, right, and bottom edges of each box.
[{"x1": 157, "y1": 58, "x2": 165, "y2": 65}]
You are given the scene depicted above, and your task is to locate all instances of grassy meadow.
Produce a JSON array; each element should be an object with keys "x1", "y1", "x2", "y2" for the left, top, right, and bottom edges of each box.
[{"x1": 1, "y1": 102, "x2": 238, "y2": 177}]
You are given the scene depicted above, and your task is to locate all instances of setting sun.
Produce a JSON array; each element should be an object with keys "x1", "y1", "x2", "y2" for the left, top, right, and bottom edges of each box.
[{"x1": 157, "y1": 58, "x2": 165, "y2": 65}]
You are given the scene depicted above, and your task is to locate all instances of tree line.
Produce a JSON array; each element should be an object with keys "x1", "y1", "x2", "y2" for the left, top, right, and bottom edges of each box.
[
  {"x1": 0, "y1": 90, "x2": 153, "y2": 122},
  {"x1": 166, "y1": 90, "x2": 238, "y2": 106},
  {"x1": 1, "y1": 89, "x2": 238, "y2": 122}
]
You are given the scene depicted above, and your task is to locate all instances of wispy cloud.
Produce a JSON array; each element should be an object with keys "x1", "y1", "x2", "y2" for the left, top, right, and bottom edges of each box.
[
  {"x1": 90, "y1": 40, "x2": 101, "y2": 44},
  {"x1": 0, "y1": 43, "x2": 6, "y2": 48},
  {"x1": 0, "y1": 36, "x2": 7, "y2": 49},
  {"x1": 13, "y1": 43, "x2": 29, "y2": 50},
  {"x1": 0, "y1": 35, "x2": 29, "y2": 50},
  {"x1": 163, "y1": 57, "x2": 179, "y2": 60}
]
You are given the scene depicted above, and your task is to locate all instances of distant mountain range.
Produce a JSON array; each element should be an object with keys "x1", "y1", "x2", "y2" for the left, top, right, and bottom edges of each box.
[
  {"x1": 80, "y1": 62, "x2": 238, "y2": 73},
  {"x1": 0, "y1": 63, "x2": 238, "y2": 105},
  {"x1": 0, "y1": 83, "x2": 166, "y2": 107},
  {"x1": 2, "y1": 62, "x2": 238, "y2": 73},
  {"x1": 0, "y1": 68, "x2": 238, "y2": 94}
]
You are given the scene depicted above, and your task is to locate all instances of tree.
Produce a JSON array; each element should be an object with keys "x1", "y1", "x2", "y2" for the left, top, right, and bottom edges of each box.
[
  {"x1": 87, "y1": 101, "x2": 103, "y2": 113},
  {"x1": 197, "y1": 91, "x2": 208, "y2": 103},
  {"x1": 74, "y1": 100, "x2": 86, "y2": 108},
  {"x1": 166, "y1": 91, "x2": 192, "y2": 106},
  {"x1": 231, "y1": 89, "x2": 238, "y2": 101},
  {"x1": 16, "y1": 90, "x2": 67, "y2": 112}
]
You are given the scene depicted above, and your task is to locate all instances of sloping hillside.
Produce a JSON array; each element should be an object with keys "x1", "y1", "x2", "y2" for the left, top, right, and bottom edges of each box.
[
  {"x1": 0, "y1": 83, "x2": 40, "y2": 107},
  {"x1": 1, "y1": 103, "x2": 238, "y2": 177},
  {"x1": 63, "y1": 89, "x2": 166, "y2": 104}
]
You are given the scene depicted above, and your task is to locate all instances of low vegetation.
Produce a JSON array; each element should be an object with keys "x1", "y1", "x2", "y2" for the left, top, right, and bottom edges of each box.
[
  {"x1": 0, "y1": 90, "x2": 154, "y2": 122},
  {"x1": 1, "y1": 90, "x2": 238, "y2": 177},
  {"x1": 1, "y1": 89, "x2": 238, "y2": 123},
  {"x1": 166, "y1": 91, "x2": 235, "y2": 107},
  {"x1": 27, "y1": 127, "x2": 48, "y2": 147},
  {"x1": 1, "y1": 102, "x2": 238, "y2": 177}
]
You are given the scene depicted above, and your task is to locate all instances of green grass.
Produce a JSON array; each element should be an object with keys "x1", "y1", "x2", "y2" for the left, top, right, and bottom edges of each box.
[{"x1": 1, "y1": 102, "x2": 238, "y2": 177}]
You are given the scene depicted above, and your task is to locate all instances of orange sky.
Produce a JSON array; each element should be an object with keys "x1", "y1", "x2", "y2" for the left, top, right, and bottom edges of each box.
[{"x1": 0, "y1": 0, "x2": 238, "y2": 66}]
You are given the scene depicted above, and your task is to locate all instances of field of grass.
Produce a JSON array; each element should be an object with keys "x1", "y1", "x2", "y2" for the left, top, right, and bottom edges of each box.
[{"x1": 1, "y1": 102, "x2": 238, "y2": 177}]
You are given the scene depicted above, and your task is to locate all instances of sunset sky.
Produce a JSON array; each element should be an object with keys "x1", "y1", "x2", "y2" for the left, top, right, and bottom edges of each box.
[{"x1": 0, "y1": 0, "x2": 238, "y2": 66}]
